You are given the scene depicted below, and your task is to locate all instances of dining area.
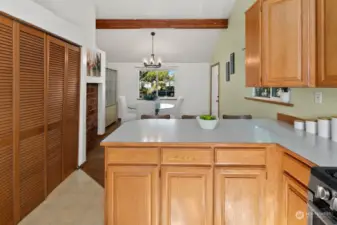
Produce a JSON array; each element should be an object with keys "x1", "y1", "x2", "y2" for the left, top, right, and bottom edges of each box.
[
  {"x1": 117, "y1": 95, "x2": 253, "y2": 124},
  {"x1": 118, "y1": 96, "x2": 185, "y2": 122}
]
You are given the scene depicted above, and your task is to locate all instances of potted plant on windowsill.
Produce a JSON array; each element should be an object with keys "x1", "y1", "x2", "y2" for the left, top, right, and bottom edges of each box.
[
  {"x1": 280, "y1": 88, "x2": 291, "y2": 103},
  {"x1": 197, "y1": 115, "x2": 219, "y2": 130}
]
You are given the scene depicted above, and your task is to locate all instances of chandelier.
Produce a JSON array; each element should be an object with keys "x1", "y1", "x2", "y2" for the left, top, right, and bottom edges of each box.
[{"x1": 143, "y1": 32, "x2": 162, "y2": 68}]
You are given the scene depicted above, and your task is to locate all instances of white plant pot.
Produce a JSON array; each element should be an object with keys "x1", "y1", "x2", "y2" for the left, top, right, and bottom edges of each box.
[
  {"x1": 197, "y1": 116, "x2": 219, "y2": 130},
  {"x1": 281, "y1": 92, "x2": 290, "y2": 103}
]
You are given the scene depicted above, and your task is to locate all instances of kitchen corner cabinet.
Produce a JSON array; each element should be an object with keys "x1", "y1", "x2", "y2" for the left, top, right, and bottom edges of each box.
[
  {"x1": 282, "y1": 174, "x2": 308, "y2": 225},
  {"x1": 245, "y1": 0, "x2": 337, "y2": 87}
]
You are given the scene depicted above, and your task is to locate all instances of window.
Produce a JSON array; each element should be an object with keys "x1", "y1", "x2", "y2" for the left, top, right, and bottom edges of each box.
[
  {"x1": 139, "y1": 70, "x2": 175, "y2": 100},
  {"x1": 253, "y1": 87, "x2": 287, "y2": 100}
]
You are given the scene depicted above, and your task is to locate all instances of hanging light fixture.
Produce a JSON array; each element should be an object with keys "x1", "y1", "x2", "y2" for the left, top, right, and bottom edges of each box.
[{"x1": 143, "y1": 32, "x2": 162, "y2": 68}]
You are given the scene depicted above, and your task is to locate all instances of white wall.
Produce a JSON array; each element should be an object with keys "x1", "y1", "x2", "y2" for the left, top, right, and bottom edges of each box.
[
  {"x1": 1, "y1": 0, "x2": 84, "y2": 45},
  {"x1": 1, "y1": 0, "x2": 105, "y2": 166},
  {"x1": 31, "y1": 0, "x2": 96, "y2": 49},
  {"x1": 108, "y1": 63, "x2": 211, "y2": 116}
]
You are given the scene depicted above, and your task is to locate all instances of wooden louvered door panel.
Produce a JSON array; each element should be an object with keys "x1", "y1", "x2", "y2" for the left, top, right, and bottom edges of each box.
[
  {"x1": 63, "y1": 45, "x2": 80, "y2": 179},
  {"x1": 0, "y1": 15, "x2": 14, "y2": 225},
  {"x1": 18, "y1": 24, "x2": 46, "y2": 219},
  {"x1": 46, "y1": 36, "x2": 65, "y2": 194}
]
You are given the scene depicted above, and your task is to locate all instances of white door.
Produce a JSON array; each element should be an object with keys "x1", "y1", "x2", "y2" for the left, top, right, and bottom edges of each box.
[{"x1": 211, "y1": 64, "x2": 219, "y2": 117}]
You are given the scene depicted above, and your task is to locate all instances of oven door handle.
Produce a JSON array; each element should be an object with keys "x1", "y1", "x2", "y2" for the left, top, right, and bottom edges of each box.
[{"x1": 308, "y1": 200, "x2": 335, "y2": 225}]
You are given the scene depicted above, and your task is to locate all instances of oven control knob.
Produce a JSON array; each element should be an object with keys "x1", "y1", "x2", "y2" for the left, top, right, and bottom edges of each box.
[
  {"x1": 316, "y1": 186, "x2": 331, "y2": 201},
  {"x1": 331, "y1": 197, "x2": 337, "y2": 211}
]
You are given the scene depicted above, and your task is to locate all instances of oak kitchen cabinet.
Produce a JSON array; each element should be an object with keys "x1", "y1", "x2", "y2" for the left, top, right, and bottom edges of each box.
[
  {"x1": 282, "y1": 174, "x2": 308, "y2": 225},
  {"x1": 214, "y1": 168, "x2": 266, "y2": 225},
  {"x1": 104, "y1": 144, "x2": 311, "y2": 225},
  {"x1": 245, "y1": 0, "x2": 337, "y2": 87},
  {"x1": 0, "y1": 13, "x2": 81, "y2": 224},
  {"x1": 281, "y1": 152, "x2": 312, "y2": 225},
  {"x1": 161, "y1": 166, "x2": 213, "y2": 225},
  {"x1": 106, "y1": 166, "x2": 159, "y2": 225},
  {"x1": 245, "y1": 0, "x2": 261, "y2": 87}
]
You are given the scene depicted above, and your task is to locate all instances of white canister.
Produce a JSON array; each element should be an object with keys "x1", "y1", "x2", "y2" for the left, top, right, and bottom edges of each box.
[
  {"x1": 294, "y1": 120, "x2": 305, "y2": 130},
  {"x1": 318, "y1": 117, "x2": 331, "y2": 139},
  {"x1": 332, "y1": 117, "x2": 337, "y2": 142},
  {"x1": 306, "y1": 120, "x2": 318, "y2": 134}
]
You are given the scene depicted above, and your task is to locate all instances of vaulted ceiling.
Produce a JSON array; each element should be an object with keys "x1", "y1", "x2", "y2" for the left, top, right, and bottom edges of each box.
[
  {"x1": 32, "y1": 0, "x2": 236, "y2": 63},
  {"x1": 93, "y1": 0, "x2": 236, "y2": 19},
  {"x1": 96, "y1": 29, "x2": 222, "y2": 63}
]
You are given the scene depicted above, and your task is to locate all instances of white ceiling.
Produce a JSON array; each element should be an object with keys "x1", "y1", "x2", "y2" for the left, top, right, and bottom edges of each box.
[
  {"x1": 32, "y1": 0, "x2": 236, "y2": 63},
  {"x1": 97, "y1": 29, "x2": 221, "y2": 63},
  {"x1": 94, "y1": 0, "x2": 236, "y2": 19}
]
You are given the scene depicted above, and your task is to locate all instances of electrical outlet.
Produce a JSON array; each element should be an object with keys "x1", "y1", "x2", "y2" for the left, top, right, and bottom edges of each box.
[{"x1": 314, "y1": 92, "x2": 323, "y2": 104}]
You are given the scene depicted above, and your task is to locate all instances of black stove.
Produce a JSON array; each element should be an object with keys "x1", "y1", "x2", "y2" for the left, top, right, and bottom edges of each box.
[{"x1": 309, "y1": 167, "x2": 337, "y2": 225}]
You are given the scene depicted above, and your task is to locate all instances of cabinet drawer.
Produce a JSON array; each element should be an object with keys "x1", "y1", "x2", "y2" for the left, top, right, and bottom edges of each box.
[
  {"x1": 107, "y1": 148, "x2": 159, "y2": 165},
  {"x1": 215, "y1": 148, "x2": 266, "y2": 166},
  {"x1": 283, "y1": 153, "x2": 311, "y2": 186},
  {"x1": 161, "y1": 148, "x2": 213, "y2": 165}
]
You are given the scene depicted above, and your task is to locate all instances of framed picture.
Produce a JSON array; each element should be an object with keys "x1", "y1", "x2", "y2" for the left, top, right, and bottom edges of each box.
[
  {"x1": 230, "y1": 52, "x2": 235, "y2": 74},
  {"x1": 87, "y1": 49, "x2": 102, "y2": 77},
  {"x1": 226, "y1": 62, "x2": 230, "y2": 82}
]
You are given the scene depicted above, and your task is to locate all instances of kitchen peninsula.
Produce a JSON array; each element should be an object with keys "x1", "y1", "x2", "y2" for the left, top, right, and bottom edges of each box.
[{"x1": 101, "y1": 119, "x2": 337, "y2": 225}]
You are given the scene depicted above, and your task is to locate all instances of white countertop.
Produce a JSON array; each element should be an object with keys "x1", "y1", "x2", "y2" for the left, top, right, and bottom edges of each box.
[{"x1": 102, "y1": 119, "x2": 337, "y2": 167}]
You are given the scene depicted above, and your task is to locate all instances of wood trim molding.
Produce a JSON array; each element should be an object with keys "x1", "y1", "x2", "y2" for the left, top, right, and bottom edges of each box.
[
  {"x1": 277, "y1": 113, "x2": 304, "y2": 125},
  {"x1": 244, "y1": 97, "x2": 294, "y2": 107},
  {"x1": 96, "y1": 19, "x2": 228, "y2": 29}
]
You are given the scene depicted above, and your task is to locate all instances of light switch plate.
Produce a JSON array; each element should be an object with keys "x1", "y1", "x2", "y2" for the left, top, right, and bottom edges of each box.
[{"x1": 314, "y1": 92, "x2": 323, "y2": 104}]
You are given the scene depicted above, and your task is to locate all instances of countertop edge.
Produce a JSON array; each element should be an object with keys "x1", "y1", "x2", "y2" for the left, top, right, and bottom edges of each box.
[{"x1": 101, "y1": 141, "x2": 317, "y2": 167}]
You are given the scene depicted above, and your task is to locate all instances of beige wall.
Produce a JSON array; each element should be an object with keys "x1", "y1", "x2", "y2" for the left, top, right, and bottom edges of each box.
[{"x1": 212, "y1": 0, "x2": 337, "y2": 119}]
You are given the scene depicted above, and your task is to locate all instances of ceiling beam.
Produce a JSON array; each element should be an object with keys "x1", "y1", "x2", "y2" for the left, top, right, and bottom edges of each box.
[{"x1": 96, "y1": 19, "x2": 228, "y2": 29}]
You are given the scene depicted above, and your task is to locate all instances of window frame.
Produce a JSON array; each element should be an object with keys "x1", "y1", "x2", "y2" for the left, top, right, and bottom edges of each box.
[
  {"x1": 252, "y1": 87, "x2": 289, "y2": 102},
  {"x1": 138, "y1": 69, "x2": 176, "y2": 100}
]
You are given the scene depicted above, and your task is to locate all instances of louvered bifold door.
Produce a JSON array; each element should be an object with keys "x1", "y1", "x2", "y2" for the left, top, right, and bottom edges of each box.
[
  {"x1": 63, "y1": 44, "x2": 80, "y2": 179},
  {"x1": 46, "y1": 36, "x2": 65, "y2": 194},
  {"x1": 0, "y1": 15, "x2": 14, "y2": 225},
  {"x1": 18, "y1": 24, "x2": 46, "y2": 219}
]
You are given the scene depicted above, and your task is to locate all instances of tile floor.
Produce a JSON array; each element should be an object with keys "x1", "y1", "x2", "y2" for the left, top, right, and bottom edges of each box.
[{"x1": 19, "y1": 170, "x2": 104, "y2": 225}]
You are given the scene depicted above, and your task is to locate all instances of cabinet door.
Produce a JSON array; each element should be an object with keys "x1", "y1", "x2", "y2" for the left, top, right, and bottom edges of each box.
[
  {"x1": 18, "y1": 24, "x2": 46, "y2": 219},
  {"x1": 62, "y1": 44, "x2": 80, "y2": 178},
  {"x1": 0, "y1": 15, "x2": 14, "y2": 225},
  {"x1": 262, "y1": 0, "x2": 314, "y2": 87},
  {"x1": 46, "y1": 36, "x2": 66, "y2": 194},
  {"x1": 161, "y1": 167, "x2": 213, "y2": 225},
  {"x1": 282, "y1": 174, "x2": 308, "y2": 225},
  {"x1": 106, "y1": 166, "x2": 159, "y2": 225},
  {"x1": 317, "y1": 0, "x2": 337, "y2": 86},
  {"x1": 214, "y1": 168, "x2": 266, "y2": 225},
  {"x1": 245, "y1": 0, "x2": 261, "y2": 87}
]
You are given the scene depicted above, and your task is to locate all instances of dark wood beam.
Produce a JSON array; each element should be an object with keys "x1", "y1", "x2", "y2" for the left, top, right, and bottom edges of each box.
[{"x1": 96, "y1": 19, "x2": 228, "y2": 29}]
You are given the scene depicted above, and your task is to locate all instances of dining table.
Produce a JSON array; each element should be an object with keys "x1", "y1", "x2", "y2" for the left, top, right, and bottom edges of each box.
[{"x1": 128, "y1": 102, "x2": 175, "y2": 115}]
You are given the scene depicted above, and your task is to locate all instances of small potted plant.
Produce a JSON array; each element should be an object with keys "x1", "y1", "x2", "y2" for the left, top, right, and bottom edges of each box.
[
  {"x1": 280, "y1": 88, "x2": 291, "y2": 103},
  {"x1": 197, "y1": 115, "x2": 219, "y2": 130}
]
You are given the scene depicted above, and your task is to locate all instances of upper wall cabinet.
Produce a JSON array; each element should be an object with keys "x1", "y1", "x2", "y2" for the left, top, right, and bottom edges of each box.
[
  {"x1": 262, "y1": 0, "x2": 314, "y2": 87},
  {"x1": 317, "y1": 0, "x2": 337, "y2": 87},
  {"x1": 245, "y1": 1, "x2": 261, "y2": 87},
  {"x1": 245, "y1": 0, "x2": 337, "y2": 88}
]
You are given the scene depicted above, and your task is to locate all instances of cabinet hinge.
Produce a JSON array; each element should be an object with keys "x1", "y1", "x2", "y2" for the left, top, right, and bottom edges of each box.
[{"x1": 159, "y1": 169, "x2": 161, "y2": 178}]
